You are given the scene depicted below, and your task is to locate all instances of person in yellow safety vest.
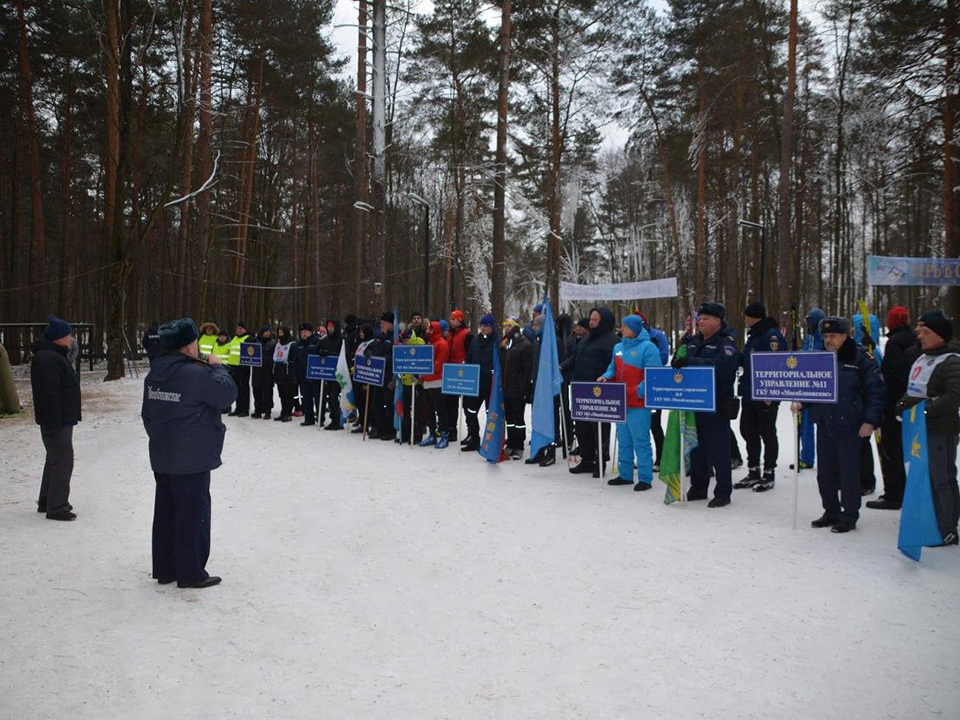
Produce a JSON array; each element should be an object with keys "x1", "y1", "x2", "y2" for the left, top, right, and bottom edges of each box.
[
  {"x1": 198, "y1": 322, "x2": 219, "y2": 358},
  {"x1": 227, "y1": 321, "x2": 252, "y2": 417},
  {"x1": 212, "y1": 330, "x2": 233, "y2": 413}
]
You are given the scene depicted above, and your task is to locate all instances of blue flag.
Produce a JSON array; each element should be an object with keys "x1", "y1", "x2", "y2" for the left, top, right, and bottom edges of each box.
[
  {"x1": 393, "y1": 306, "x2": 403, "y2": 435},
  {"x1": 899, "y1": 401, "x2": 943, "y2": 561},
  {"x1": 480, "y1": 337, "x2": 508, "y2": 463},
  {"x1": 530, "y1": 297, "x2": 562, "y2": 459}
]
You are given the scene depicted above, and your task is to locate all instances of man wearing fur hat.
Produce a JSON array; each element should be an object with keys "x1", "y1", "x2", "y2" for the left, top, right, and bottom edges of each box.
[
  {"x1": 896, "y1": 312, "x2": 960, "y2": 546},
  {"x1": 141, "y1": 318, "x2": 237, "y2": 588}
]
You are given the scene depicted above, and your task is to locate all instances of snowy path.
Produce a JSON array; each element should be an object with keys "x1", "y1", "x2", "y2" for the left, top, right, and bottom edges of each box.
[{"x1": 1, "y1": 375, "x2": 958, "y2": 719}]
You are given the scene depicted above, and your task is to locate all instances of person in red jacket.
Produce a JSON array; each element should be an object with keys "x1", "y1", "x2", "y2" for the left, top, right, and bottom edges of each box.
[
  {"x1": 418, "y1": 320, "x2": 452, "y2": 449},
  {"x1": 443, "y1": 310, "x2": 474, "y2": 441}
]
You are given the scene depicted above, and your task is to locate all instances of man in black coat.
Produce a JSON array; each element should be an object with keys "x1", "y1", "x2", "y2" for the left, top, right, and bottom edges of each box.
[
  {"x1": 292, "y1": 323, "x2": 320, "y2": 426},
  {"x1": 142, "y1": 318, "x2": 237, "y2": 588},
  {"x1": 250, "y1": 325, "x2": 276, "y2": 419},
  {"x1": 499, "y1": 316, "x2": 534, "y2": 459},
  {"x1": 319, "y1": 319, "x2": 344, "y2": 430},
  {"x1": 366, "y1": 312, "x2": 396, "y2": 440},
  {"x1": 272, "y1": 326, "x2": 297, "y2": 422},
  {"x1": 142, "y1": 321, "x2": 163, "y2": 363},
  {"x1": 462, "y1": 313, "x2": 498, "y2": 451},
  {"x1": 30, "y1": 315, "x2": 82, "y2": 520},
  {"x1": 569, "y1": 307, "x2": 618, "y2": 475},
  {"x1": 868, "y1": 306, "x2": 915, "y2": 510}
]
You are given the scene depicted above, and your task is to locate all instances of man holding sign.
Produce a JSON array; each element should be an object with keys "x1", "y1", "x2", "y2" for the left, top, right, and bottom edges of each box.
[{"x1": 672, "y1": 302, "x2": 741, "y2": 507}]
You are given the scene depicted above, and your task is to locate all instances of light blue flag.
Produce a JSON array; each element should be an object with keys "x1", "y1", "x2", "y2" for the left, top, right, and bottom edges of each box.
[
  {"x1": 479, "y1": 340, "x2": 508, "y2": 463},
  {"x1": 393, "y1": 306, "x2": 403, "y2": 435},
  {"x1": 899, "y1": 401, "x2": 943, "y2": 561},
  {"x1": 530, "y1": 297, "x2": 562, "y2": 460}
]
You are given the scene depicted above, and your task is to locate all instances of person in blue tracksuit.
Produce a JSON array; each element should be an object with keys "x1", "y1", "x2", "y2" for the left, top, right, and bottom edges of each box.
[
  {"x1": 673, "y1": 302, "x2": 742, "y2": 507},
  {"x1": 798, "y1": 307, "x2": 825, "y2": 469},
  {"x1": 792, "y1": 316, "x2": 884, "y2": 533},
  {"x1": 142, "y1": 318, "x2": 237, "y2": 589},
  {"x1": 636, "y1": 310, "x2": 669, "y2": 469},
  {"x1": 600, "y1": 315, "x2": 662, "y2": 489},
  {"x1": 735, "y1": 302, "x2": 787, "y2": 491}
]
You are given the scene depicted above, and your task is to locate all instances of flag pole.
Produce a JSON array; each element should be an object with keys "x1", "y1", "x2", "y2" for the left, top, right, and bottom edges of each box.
[
  {"x1": 595, "y1": 421, "x2": 602, "y2": 479},
  {"x1": 362, "y1": 385, "x2": 370, "y2": 441},
  {"x1": 410, "y1": 383, "x2": 416, "y2": 446},
  {"x1": 679, "y1": 411, "x2": 687, "y2": 504},
  {"x1": 318, "y1": 380, "x2": 324, "y2": 432}
]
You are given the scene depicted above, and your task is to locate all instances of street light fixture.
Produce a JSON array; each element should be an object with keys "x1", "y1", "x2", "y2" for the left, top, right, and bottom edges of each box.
[
  {"x1": 739, "y1": 218, "x2": 766, "y2": 303},
  {"x1": 408, "y1": 193, "x2": 430, "y2": 314}
]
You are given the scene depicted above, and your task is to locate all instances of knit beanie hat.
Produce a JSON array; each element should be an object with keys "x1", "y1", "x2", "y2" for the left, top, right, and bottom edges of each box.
[
  {"x1": 920, "y1": 314, "x2": 953, "y2": 342},
  {"x1": 480, "y1": 313, "x2": 496, "y2": 328},
  {"x1": 450, "y1": 310, "x2": 464, "y2": 324},
  {"x1": 381, "y1": 311, "x2": 395, "y2": 323},
  {"x1": 886, "y1": 306, "x2": 909, "y2": 331},
  {"x1": 622, "y1": 315, "x2": 644, "y2": 337},
  {"x1": 744, "y1": 302, "x2": 766, "y2": 319},
  {"x1": 43, "y1": 315, "x2": 72, "y2": 341},
  {"x1": 159, "y1": 318, "x2": 199, "y2": 350}
]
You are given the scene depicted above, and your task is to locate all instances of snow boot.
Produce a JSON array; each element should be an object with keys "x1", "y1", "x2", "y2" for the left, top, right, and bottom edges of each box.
[
  {"x1": 735, "y1": 467, "x2": 762, "y2": 489},
  {"x1": 461, "y1": 436, "x2": 479, "y2": 452},
  {"x1": 46, "y1": 510, "x2": 76, "y2": 521},
  {"x1": 753, "y1": 470, "x2": 775, "y2": 492},
  {"x1": 509, "y1": 448, "x2": 523, "y2": 461},
  {"x1": 634, "y1": 482, "x2": 652, "y2": 492},
  {"x1": 942, "y1": 531, "x2": 959, "y2": 546},
  {"x1": 250, "y1": 412, "x2": 262, "y2": 419},
  {"x1": 811, "y1": 514, "x2": 839, "y2": 528},
  {"x1": 418, "y1": 435, "x2": 437, "y2": 447},
  {"x1": 263, "y1": 412, "x2": 271, "y2": 420},
  {"x1": 569, "y1": 461, "x2": 595, "y2": 475},
  {"x1": 538, "y1": 447, "x2": 556, "y2": 467},
  {"x1": 831, "y1": 520, "x2": 857, "y2": 534},
  {"x1": 525, "y1": 448, "x2": 545, "y2": 465},
  {"x1": 708, "y1": 497, "x2": 731, "y2": 508},
  {"x1": 435, "y1": 433, "x2": 449, "y2": 449}
]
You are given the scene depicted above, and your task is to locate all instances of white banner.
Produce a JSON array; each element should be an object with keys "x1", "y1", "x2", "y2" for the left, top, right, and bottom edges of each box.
[{"x1": 559, "y1": 277, "x2": 678, "y2": 303}]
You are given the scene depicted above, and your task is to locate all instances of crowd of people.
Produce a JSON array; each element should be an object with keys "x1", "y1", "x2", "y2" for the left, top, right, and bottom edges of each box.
[{"x1": 28, "y1": 300, "x2": 960, "y2": 588}]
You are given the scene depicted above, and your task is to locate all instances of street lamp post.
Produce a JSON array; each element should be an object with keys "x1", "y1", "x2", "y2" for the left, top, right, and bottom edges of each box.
[
  {"x1": 739, "y1": 218, "x2": 766, "y2": 303},
  {"x1": 409, "y1": 193, "x2": 430, "y2": 314}
]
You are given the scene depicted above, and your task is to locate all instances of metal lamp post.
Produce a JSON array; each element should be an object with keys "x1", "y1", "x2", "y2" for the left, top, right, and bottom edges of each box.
[
  {"x1": 739, "y1": 218, "x2": 766, "y2": 303},
  {"x1": 408, "y1": 193, "x2": 430, "y2": 314}
]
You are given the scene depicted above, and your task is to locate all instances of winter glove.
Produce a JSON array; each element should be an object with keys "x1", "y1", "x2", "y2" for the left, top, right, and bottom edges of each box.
[{"x1": 671, "y1": 356, "x2": 688, "y2": 369}]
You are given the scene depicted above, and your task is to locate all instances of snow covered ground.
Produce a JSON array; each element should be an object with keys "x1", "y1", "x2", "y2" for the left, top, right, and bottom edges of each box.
[{"x1": 1, "y1": 369, "x2": 958, "y2": 719}]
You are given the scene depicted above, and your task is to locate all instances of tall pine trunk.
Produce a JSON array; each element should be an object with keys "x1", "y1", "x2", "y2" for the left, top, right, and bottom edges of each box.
[
  {"x1": 776, "y1": 0, "x2": 798, "y2": 323},
  {"x1": 492, "y1": 0, "x2": 511, "y2": 319}
]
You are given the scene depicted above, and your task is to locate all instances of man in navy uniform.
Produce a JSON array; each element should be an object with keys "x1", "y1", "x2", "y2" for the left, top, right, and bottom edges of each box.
[
  {"x1": 735, "y1": 302, "x2": 787, "y2": 492},
  {"x1": 672, "y1": 302, "x2": 741, "y2": 507},
  {"x1": 142, "y1": 318, "x2": 237, "y2": 588},
  {"x1": 792, "y1": 316, "x2": 884, "y2": 533}
]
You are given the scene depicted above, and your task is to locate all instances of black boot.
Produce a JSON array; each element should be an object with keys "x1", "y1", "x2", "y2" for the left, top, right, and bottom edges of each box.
[
  {"x1": 831, "y1": 520, "x2": 857, "y2": 533},
  {"x1": 570, "y1": 462, "x2": 595, "y2": 475},
  {"x1": 539, "y1": 447, "x2": 556, "y2": 467},
  {"x1": 633, "y1": 482, "x2": 652, "y2": 492},
  {"x1": 178, "y1": 576, "x2": 222, "y2": 589},
  {"x1": 753, "y1": 470, "x2": 775, "y2": 492},
  {"x1": 250, "y1": 412, "x2": 262, "y2": 419},
  {"x1": 811, "y1": 514, "x2": 839, "y2": 528},
  {"x1": 607, "y1": 477, "x2": 634, "y2": 486},
  {"x1": 866, "y1": 498, "x2": 901, "y2": 510},
  {"x1": 461, "y1": 436, "x2": 479, "y2": 452},
  {"x1": 263, "y1": 412, "x2": 271, "y2": 420},
  {"x1": 735, "y1": 467, "x2": 761, "y2": 489},
  {"x1": 525, "y1": 448, "x2": 545, "y2": 465}
]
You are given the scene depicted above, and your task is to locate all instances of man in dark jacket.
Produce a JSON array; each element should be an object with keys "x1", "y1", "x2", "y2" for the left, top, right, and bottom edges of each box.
[
  {"x1": 570, "y1": 307, "x2": 618, "y2": 475},
  {"x1": 526, "y1": 312, "x2": 566, "y2": 466},
  {"x1": 319, "y1": 319, "x2": 343, "y2": 430},
  {"x1": 272, "y1": 326, "x2": 297, "y2": 422},
  {"x1": 500, "y1": 316, "x2": 534, "y2": 459},
  {"x1": 672, "y1": 302, "x2": 741, "y2": 507},
  {"x1": 142, "y1": 321, "x2": 163, "y2": 363},
  {"x1": 735, "y1": 302, "x2": 787, "y2": 492},
  {"x1": 30, "y1": 315, "x2": 81, "y2": 520},
  {"x1": 868, "y1": 306, "x2": 915, "y2": 510},
  {"x1": 366, "y1": 311, "x2": 396, "y2": 440},
  {"x1": 794, "y1": 316, "x2": 884, "y2": 533},
  {"x1": 251, "y1": 325, "x2": 276, "y2": 419},
  {"x1": 142, "y1": 318, "x2": 237, "y2": 588},
  {"x1": 293, "y1": 323, "x2": 319, "y2": 426},
  {"x1": 897, "y1": 313, "x2": 960, "y2": 545},
  {"x1": 462, "y1": 314, "x2": 497, "y2": 451}
]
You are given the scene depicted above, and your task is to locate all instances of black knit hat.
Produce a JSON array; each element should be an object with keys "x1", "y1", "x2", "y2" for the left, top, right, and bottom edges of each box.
[
  {"x1": 920, "y1": 314, "x2": 954, "y2": 342},
  {"x1": 298, "y1": 322, "x2": 314, "y2": 333},
  {"x1": 744, "y1": 302, "x2": 766, "y2": 319},
  {"x1": 159, "y1": 318, "x2": 199, "y2": 350},
  {"x1": 43, "y1": 315, "x2": 72, "y2": 341},
  {"x1": 819, "y1": 316, "x2": 850, "y2": 335},
  {"x1": 698, "y1": 302, "x2": 726, "y2": 320},
  {"x1": 236, "y1": 320, "x2": 247, "y2": 330},
  {"x1": 920, "y1": 309, "x2": 945, "y2": 325},
  {"x1": 381, "y1": 311, "x2": 395, "y2": 323}
]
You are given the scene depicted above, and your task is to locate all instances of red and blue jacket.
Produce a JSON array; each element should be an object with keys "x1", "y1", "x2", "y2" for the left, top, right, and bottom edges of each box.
[{"x1": 601, "y1": 327, "x2": 662, "y2": 409}]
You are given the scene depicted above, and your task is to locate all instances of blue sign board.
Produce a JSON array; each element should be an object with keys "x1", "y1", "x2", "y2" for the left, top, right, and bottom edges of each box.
[
  {"x1": 868, "y1": 255, "x2": 960, "y2": 286},
  {"x1": 441, "y1": 363, "x2": 481, "y2": 396},
  {"x1": 393, "y1": 344, "x2": 434, "y2": 375},
  {"x1": 306, "y1": 354, "x2": 338, "y2": 382},
  {"x1": 239, "y1": 342, "x2": 262, "y2": 367},
  {"x1": 353, "y1": 355, "x2": 386, "y2": 387},
  {"x1": 570, "y1": 382, "x2": 627, "y2": 423},
  {"x1": 645, "y1": 367, "x2": 716, "y2": 412},
  {"x1": 750, "y1": 351, "x2": 837, "y2": 403}
]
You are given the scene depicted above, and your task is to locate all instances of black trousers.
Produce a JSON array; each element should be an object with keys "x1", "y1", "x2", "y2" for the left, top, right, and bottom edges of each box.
[
  {"x1": 322, "y1": 381, "x2": 342, "y2": 427},
  {"x1": 464, "y1": 385, "x2": 491, "y2": 439},
  {"x1": 372, "y1": 385, "x2": 393, "y2": 435},
  {"x1": 690, "y1": 414, "x2": 732, "y2": 501},
  {"x1": 276, "y1": 374, "x2": 297, "y2": 418},
  {"x1": 400, "y1": 384, "x2": 424, "y2": 443},
  {"x1": 740, "y1": 399, "x2": 780, "y2": 470},
  {"x1": 298, "y1": 378, "x2": 318, "y2": 423},
  {"x1": 152, "y1": 471, "x2": 212, "y2": 587},
  {"x1": 504, "y1": 397, "x2": 527, "y2": 451},
  {"x1": 651, "y1": 410, "x2": 664, "y2": 465},
  {"x1": 444, "y1": 393, "x2": 461, "y2": 439},
  {"x1": 860, "y1": 437, "x2": 876, "y2": 493},
  {"x1": 253, "y1": 379, "x2": 274, "y2": 415},
  {"x1": 575, "y1": 420, "x2": 610, "y2": 469},
  {"x1": 816, "y1": 426, "x2": 861, "y2": 522},
  {"x1": 38, "y1": 425, "x2": 74, "y2": 514},
  {"x1": 928, "y1": 433, "x2": 960, "y2": 537},
  {"x1": 355, "y1": 382, "x2": 367, "y2": 426},
  {"x1": 878, "y1": 413, "x2": 905, "y2": 503},
  {"x1": 229, "y1": 365, "x2": 250, "y2": 414},
  {"x1": 423, "y1": 387, "x2": 449, "y2": 437}
]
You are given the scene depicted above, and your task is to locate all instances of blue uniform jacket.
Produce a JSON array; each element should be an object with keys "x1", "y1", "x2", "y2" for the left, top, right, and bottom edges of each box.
[
  {"x1": 679, "y1": 325, "x2": 741, "y2": 409},
  {"x1": 739, "y1": 317, "x2": 787, "y2": 397},
  {"x1": 808, "y1": 338, "x2": 884, "y2": 431},
  {"x1": 647, "y1": 326, "x2": 670, "y2": 365},
  {"x1": 142, "y1": 353, "x2": 238, "y2": 474}
]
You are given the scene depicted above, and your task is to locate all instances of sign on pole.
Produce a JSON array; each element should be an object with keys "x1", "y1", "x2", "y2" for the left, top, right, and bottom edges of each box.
[
  {"x1": 570, "y1": 382, "x2": 627, "y2": 423},
  {"x1": 867, "y1": 255, "x2": 960, "y2": 286},
  {"x1": 354, "y1": 356, "x2": 386, "y2": 387},
  {"x1": 239, "y1": 342, "x2": 262, "y2": 367},
  {"x1": 644, "y1": 367, "x2": 716, "y2": 412},
  {"x1": 750, "y1": 351, "x2": 838, "y2": 403},
  {"x1": 441, "y1": 363, "x2": 481, "y2": 396},
  {"x1": 393, "y1": 344, "x2": 434, "y2": 375},
  {"x1": 306, "y1": 354, "x2": 338, "y2": 382}
]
